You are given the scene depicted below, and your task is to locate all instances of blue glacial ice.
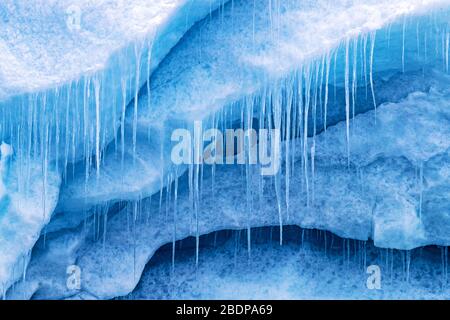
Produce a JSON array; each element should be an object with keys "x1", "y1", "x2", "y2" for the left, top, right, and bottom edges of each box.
[
  {"x1": 0, "y1": 0, "x2": 450, "y2": 299},
  {"x1": 0, "y1": 0, "x2": 225, "y2": 295},
  {"x1": 128, "y1": 227, "x2": 450, "y2": 300}
]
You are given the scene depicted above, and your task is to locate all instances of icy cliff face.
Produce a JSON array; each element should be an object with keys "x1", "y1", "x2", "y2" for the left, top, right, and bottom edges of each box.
[{"x1": 0, "y1": 0, "x2": 449, "y2": 299}]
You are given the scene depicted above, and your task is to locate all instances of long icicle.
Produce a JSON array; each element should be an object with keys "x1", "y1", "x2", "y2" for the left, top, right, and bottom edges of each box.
[{"x1": 344, "y1": 38, "x2": 351, "y2": 167}]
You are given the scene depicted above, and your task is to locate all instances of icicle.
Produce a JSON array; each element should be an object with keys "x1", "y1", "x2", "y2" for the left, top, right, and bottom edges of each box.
[
  {"x1": 295, "y1": 69, "x2": 304, "y2": 181},
  {"x1": 64, "y1": 84, "x2": 71, "y2": 177},
  {"x1": 146, "y1": 37, "x2": 154, "y2": 142},
  {"x1": 303, "y1": 67, "x2": 311, "y2": 207},
  {"x1": 310, "y1": 62, "x2": 320, "y2": 204},
  {"x1": 363, "y1": 242, "x2": 367, "y2": 270},
  {"x1": 285, "y1": 78, "x2": 293, "y2": 221},
  {"x1": 164, "y1": 174, "x2": 172, "y2": 220},
  {"x1": 42, "y1": 95, "x2": 49, "y2": 222},
  {"x1": 233, "y1": 230, "x2": 240, "y2": 267},
  {"x1": 369, "y1": 31, "x2": 377, "y2": 116},
  {"x1": 347, "y1": 238, "x2": 350, "y2": 266},
  {"x1": 172, "y1": 171, "x2": 178, "y2": 273},
  {"x1": 132, "y1": 201, "x2": 138, "y2": 282},
  {"x1": 246, "y1": 98, "x2": 254, "y2": 259},
  {"x1": 363, "y1": 35, "x2": 368, "y2": 100},
  {"x1": 93, "y1": 77, "x2": 101, "y2": 178},
  {"x1": 83, "y1": 78, "x2": 90, "y2": 185},
  {"x1": 301, "y1": 229, "x2": 305, "y2": 249},
  {"x1": 442, "y1": 246, "x2": 448, "y2": 287},
  {"x1": 133, "y1": 43, "x2": 142, "y2": 161},
  {"x1": 194, "y1": 121, "x2": 202, "y2": 267},
  {"x1": 158, "y1": 130, "x2": 165, "y2": 216},
  {"x1": 352, "y1": 38, "x2": 358, "y2": 123},
  {"x1": 120, "y1": 78, "x2": 127, "y2": 169},
  {"x1": 405, "y1": 250, "x2": 411, "y2": 283},
  {"x1": 333, "y1": 49, "x2": 338, "y2": 100},
  {"x1": 54, "y1": 89, "x2": 60, "y2": 176},
  {"x1": 270, "y1": 87, "x2": 283, "y2": 246},
  {"x1": 102, "y1": 204, "x2": 109, "y2": 250},
  {"x1": 324, "y1": 53, "x2": 330, "y2": 132},
  {"x1": 318, "y1": 55, "x2": 325, "y2": 123},
  {"x1": 342, "y1": 239, "x2": 346, "y2": 266}
]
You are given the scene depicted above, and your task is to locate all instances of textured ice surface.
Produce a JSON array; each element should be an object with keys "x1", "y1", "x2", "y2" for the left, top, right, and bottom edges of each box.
[
  {"x1": 11, "y1": 75, "x2": 450, "y2": 299},
  {"x1": 0, "y1": 145, "x2": 60, "y2": 295},
  {"x1": 0, "y1": 0, "x2": 224, "y2": 165},
  {"x1": 129, "y1": 227, "x2": 450, "y2": 300},
  {"x1": 57, "y1": 0, "x2": 450, "y2": 214}
]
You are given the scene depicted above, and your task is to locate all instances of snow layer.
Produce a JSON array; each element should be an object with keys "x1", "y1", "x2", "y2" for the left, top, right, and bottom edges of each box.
[{"x1": 0, "y1": 0, "x2": 224, "y2": 98}]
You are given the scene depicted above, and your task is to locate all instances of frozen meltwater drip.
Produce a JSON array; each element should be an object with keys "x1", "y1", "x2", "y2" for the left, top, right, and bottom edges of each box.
[
  {"x1": 172, "y1": 171, "x2": 179, "y2": 273},
  {"x1": 324, "y1": 53, "x2": 331, "y2": 132},
  {"x1": 370, "y1": 31, "x2": 377, "y2": 116},
  {"x1": 133, "y1": 42, "x2": 142, "y2": 162},
  {"x1": 352, "y1": 39, "x2": 358, "y2": 123},
  {"x1": 345, "y1": 39, "x2": 351, "y2": 167},
  {"x1": 402, "y1": 16, "x2": 407, "y2": 73}
]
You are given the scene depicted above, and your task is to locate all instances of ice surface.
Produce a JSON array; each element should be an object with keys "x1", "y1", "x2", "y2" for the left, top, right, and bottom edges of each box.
[
  {"x1": 57, "y1": 0, "x2": 450, "y2": 214},
  {"x1": 0, "y1": 0, "x2": 224, "y2": 295},
  {"x1": 0, "y1": 0, "x2": 224, "y2": 164}
]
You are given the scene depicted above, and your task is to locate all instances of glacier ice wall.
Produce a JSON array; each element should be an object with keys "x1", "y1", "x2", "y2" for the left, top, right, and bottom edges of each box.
[{"x1": 129, "y1": 227, "x2": 450, "y2": 300}]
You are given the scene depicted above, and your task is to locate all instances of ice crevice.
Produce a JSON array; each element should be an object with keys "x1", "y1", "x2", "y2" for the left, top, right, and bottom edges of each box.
[{"x1": 1, "y1": 0, "x2": 450, "y2": 299}]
